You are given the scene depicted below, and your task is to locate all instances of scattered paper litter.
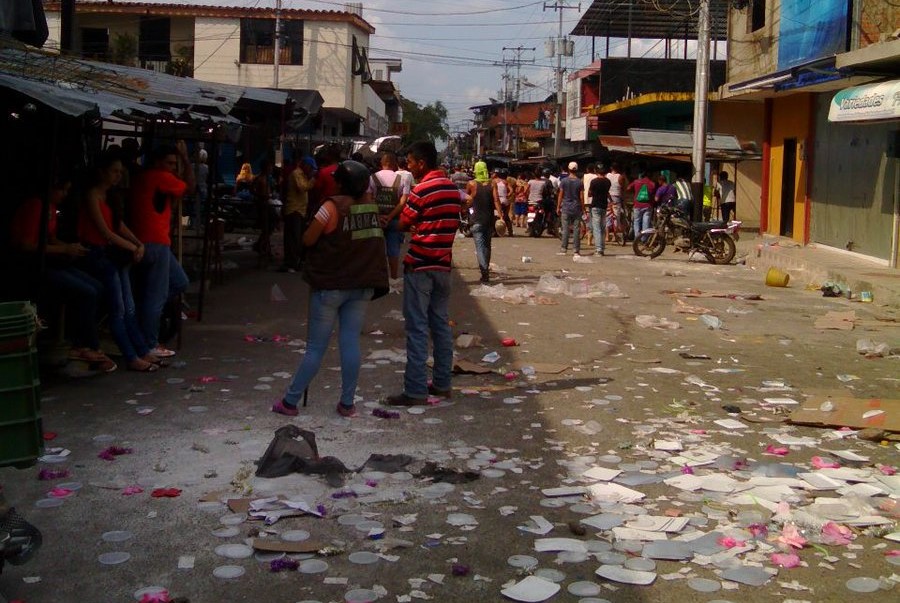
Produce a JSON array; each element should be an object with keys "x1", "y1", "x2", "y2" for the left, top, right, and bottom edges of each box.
[{"x1": 500, "y1": 576, "x2": 561, "y2": 602}]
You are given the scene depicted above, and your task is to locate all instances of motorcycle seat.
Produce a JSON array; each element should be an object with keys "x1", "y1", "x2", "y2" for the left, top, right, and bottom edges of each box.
[{"x1": 692, "y1": 220, "x2": 726, "y2": 231}]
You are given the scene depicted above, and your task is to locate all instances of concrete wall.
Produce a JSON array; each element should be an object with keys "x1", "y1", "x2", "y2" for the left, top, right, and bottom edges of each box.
[
  {"x1": 727, "y1": 0, "x2": 780, "y2": 83},
  {"x1": 858, "y1": 0, "x2": 900, "y2": 48},
  {"x1": 711, "y1": 100, "x2": 764, "y2": 229},
  {"x1": 809, "y1": 94, "x2": 898, "y2": 261}
]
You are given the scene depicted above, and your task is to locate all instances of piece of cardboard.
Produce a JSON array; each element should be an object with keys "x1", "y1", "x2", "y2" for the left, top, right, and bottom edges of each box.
[
  {"x1": 814, "y1": 310, "x2": 857, "y2": 331},
  {"x1": 226, "y1": 498, "x2": 252, "y2": 514},
  {"x1": 250, "y1": 537, "x2": 323, "y2": 554},
  {"x1": 452, "y1": 359, "x2": 494, "y2": 375},
  {"x1": 789, "y1": 397, "x2": 900, "y2": 432}
]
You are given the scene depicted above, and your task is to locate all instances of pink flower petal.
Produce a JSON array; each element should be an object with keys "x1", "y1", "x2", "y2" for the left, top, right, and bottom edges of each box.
[
  {"x1": 877, "y1": 464, "x2": 897, "y2": 476},
  {"x1": 690, "y1": 429, "x2": 707, "y2": 434},
  {"x1": 776, "y1": 524, "x2": 807, "y2": 549},
  {"x1": 811, "y1": 456, "x2": 840, "y2": 469},
  {"x1": 771, "y1": 552, "x2": 801, "y2": 568},
  {"x1": 717, "y1": 536, "x2": 746, "y2": 549},
  {"x1": 48, "y1": 488, "x2": 73, "y2": 498},
  {"x1": 122, "y1": 486, "x2": 144, "y2": 496},
  {"x1": 681, "y1": 465, "x2": 695, "y2": 475},
  {"x1": 821, "y1": 521, "x2": 853, "y2": 546},
  {"x1": 764, "y1": 444, "x2": 789, "y2": 456},
  {"x1": 885, "y1": 550, "x2": 900, "y2": 557}
]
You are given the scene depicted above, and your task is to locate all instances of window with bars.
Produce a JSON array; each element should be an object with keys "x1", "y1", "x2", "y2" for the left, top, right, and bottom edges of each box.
[{"x1": 240, "y1": 18, "x2": 303, "y2": 65}]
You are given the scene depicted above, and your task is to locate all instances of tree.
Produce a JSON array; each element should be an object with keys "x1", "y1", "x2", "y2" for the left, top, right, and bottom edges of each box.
[{"x1": 400, "y1": 97, "x2": 449, "y2": 145}]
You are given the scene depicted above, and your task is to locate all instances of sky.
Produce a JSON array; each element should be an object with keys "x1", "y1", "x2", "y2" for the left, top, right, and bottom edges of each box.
[{"x1": 109, "y1": 1, "x2": 687, "y2": 137}]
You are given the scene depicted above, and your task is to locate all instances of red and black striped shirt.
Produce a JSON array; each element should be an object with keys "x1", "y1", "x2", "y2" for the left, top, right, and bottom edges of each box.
[{"x1": 400, "y1": 170, "x2": 461, "y2": 272}]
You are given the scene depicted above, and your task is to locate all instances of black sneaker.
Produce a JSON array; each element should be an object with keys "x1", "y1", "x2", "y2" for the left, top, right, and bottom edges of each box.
[
  {"x1": 384, "y1": 393, "x2": 427, "y2": 407},
  {"x1": 428, "y1": 385, "x2": 452, "y2": 399}
]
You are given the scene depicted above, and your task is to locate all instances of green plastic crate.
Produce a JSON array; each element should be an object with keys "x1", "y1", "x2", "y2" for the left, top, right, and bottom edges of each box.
[
  {"x1": 0, "y1": 381, "x2": 40, "y2": 424},
  {"x1": 0, "y1": 415, "x2": 44, "y2": 468},
  {"x1": 0, "y1": 350, "x2": 39, "y2": 391}
]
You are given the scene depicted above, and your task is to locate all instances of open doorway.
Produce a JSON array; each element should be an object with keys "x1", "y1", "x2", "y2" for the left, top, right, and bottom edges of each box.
[{"x1": 780, "y1": 138, "x2": 796, "y2": 237}]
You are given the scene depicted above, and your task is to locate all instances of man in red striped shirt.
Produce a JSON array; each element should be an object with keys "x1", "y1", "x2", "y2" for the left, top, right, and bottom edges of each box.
[{"x1": 386, "y1": 141, "x2": 461, "y2": 406}]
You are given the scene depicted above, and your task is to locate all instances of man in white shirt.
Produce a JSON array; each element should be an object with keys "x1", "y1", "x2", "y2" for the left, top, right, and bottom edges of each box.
[
  {"x1": 372, "y1": 152, "x2": 411, "y2": 282},
  {"x1": 714, "y1": 171, "x2": 736, "y2": 223}
]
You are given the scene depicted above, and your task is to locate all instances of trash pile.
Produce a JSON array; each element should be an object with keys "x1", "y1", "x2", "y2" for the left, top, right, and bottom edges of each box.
[{"x1": 470, "y1": 273, "x2": 628, "y2": 305}]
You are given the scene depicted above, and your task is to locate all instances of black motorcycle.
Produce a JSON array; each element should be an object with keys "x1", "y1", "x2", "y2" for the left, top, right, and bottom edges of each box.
[
  {"x1": 633, "y1": 200, "x2": 740, "y2": 264},
  {"x1": 0, "y1": 506, "x2": 42, "y2": 575},
  {"x1": 526, "y1": 202, "x2": 559, "y2": 238}
]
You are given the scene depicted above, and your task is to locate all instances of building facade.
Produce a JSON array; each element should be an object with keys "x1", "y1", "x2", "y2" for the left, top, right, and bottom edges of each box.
[
  {"x1": 42, "y1": 1, "x2": 389, "y2": 141},
  {"x1": 724, "y1": 0, "x2": 899, "y2": 266}
]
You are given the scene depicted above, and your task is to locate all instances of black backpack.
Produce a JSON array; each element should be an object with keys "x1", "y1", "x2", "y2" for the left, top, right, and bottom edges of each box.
[{"x1": 374, "y1": 174, "x2": 401, "y2": 216}]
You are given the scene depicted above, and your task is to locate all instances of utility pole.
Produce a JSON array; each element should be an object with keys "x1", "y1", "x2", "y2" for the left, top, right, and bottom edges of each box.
[
  {"x1": 690, "y1": 0, "x2": 711, "y2": 221},
  {"x1": 544, "y1": 2, "x2": 579, "y2": 159},
  {"x1": 501, "y1": 46, "x2": 535, "y2": 158},
  {"x1": 273, "y1": 0, "x2": 282, "y2": 88}
]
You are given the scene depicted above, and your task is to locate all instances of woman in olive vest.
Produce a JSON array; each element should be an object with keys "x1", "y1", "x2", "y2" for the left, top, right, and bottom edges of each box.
[{"x1": 272, "y1": 160, "x2": 389, "y2": 418}]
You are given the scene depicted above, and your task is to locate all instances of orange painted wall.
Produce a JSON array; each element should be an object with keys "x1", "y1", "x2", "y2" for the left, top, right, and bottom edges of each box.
[{"x1": 768, "y1": 94, "x2": 812, "y2": 241}]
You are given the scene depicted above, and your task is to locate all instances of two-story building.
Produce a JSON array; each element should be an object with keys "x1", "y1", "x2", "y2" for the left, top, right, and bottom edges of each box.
[
  {"x1": 471, "y1": 98, "x2": 558, "y2": 160},
  {"x1": 42, "y1": 1, "x2": 391, "y2": 143},
  {"x1": 723, "y1": 0, "x2": 899, "y2": 267}
]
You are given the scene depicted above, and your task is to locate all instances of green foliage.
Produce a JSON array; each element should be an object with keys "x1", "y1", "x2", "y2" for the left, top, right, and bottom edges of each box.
[
  {"x1": 110, "y1": 33, "x2": 137, "y2": 66},
  {"x1": 401, "y1": 97, "x2": 449, "y2": 144},
  {"x1": 167, "y1": 46, "x2": 193, "y2": 77}
]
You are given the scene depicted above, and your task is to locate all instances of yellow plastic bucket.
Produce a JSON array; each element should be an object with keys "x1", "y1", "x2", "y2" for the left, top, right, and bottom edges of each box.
[{"x1": 765, "y1": 267, "x2": 790, "y2": 287}]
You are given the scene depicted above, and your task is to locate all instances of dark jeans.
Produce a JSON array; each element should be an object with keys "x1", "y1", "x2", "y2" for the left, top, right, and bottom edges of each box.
[
  {"x1": 403, "y1": 270, "x2": 453, "y2": 398},
  {"x1": 470, "y1": 222, "x2": 492, "y2": 274},
  {"x1": 499, "y1": 203, "x2": 513, "y2": 235},
  {"x1": 45, "y1": 266, "x2": 104, "y2": 350},
  {"x1": 722, "y1": 203, "x2": 735, "y2": 223},
  {"x1": 283, "y1": 211, "x2": 306, "y2": 270},
  {"x1": 135, "y1": 243, "x2": 189, "y2": 350},
  {"x1": 82, "y1": 248, "x2": 149, "y2": 362}
]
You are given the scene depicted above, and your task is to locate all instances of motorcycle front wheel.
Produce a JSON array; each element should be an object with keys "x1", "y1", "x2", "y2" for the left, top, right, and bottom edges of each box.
[
  {"x1": 633, "y1": 230, "x2": 666, "y2": 258},
  {"x1": 528, "y1": 221, "x2": 543, "y2": 237},
  {"x1": 705, "y1": 232, "x2": 736, "y2": 265}
]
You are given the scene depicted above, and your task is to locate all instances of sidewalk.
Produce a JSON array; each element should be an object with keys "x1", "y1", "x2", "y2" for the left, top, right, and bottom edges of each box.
[{"x1": 739, "y1": 232, "x2": 900, "y2": 309}]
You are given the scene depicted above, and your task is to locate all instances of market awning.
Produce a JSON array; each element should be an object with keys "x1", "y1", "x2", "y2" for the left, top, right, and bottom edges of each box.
[
  {"x1": 571, "y1": 0, "x2": 728, "y2": 41},
  {"x1": 828, "y1": 79, "x2": 900, "y2": 123},
  {"x1": 0, "y1": 42, "x2": 288, "y2": 124},
  {"x1": 628, "y1": 128, "x2": 761, "y2": 162}
]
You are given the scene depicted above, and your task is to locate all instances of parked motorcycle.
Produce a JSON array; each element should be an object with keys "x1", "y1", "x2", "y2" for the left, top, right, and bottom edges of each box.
[
  {"x1": 0, "y1": 506, "x2": 42, "y2": 575},
  {"x1": 633, "y1": 200, "x2": 740, "y2": 264},
  {"x1": 526, "y1": 203, "x2": 559, "y2": 238}
]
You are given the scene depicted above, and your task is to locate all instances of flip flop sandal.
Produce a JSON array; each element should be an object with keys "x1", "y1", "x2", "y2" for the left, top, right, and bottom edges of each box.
[{"x1": 128, "y1": 361, "x2": 159, "y2": 373}]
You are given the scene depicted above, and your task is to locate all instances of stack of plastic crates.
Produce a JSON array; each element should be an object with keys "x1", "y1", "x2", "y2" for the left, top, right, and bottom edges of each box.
[{"x1": 0, "y1": 302, "x2": 43, "y2": 468}]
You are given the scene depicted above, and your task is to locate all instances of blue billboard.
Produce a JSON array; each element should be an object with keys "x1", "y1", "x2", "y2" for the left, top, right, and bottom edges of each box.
[{"x1": 778, "y1": 0, "x2": 849, "y2": 70}]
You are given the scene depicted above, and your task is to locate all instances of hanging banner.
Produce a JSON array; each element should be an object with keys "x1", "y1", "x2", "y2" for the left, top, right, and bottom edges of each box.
[
  {"x1": 829, "y1": 80, "x2": 900, "y2": 123},
  {"x1": 778, "y1": 0, "x2": 849, "y2": 70}
]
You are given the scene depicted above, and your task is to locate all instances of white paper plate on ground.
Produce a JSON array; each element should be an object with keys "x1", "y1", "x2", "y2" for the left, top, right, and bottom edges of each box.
[
  {"x1": 534, "y1": 568, "x2": 565, "y2": 583},
  {"x1": 298, "y1": 559, "x2": 329, "y2": 574},
  {"x1": 846, "y1": 577, "x2": 881, "y2": 593},
  {"x1": 213, "y1": 565, "x2": 245, "y2": 579},
  {"x1": 281, "y1": 529, "x2": 310, "y2": 542},
  {"x1": 219, "y1": 514, "x2": 246, "y2": 526},
  {"x1": 507, "y1": 555, "x2": 539, "y2": 569},
  {"x1": 102, "y1": 530, "x2": 133, "y2": 543},
  {"x1": 212, "y1": 527, "x2": 240, "y2": 538},
  {"x1": 501, "y1": 576, "x2": 561, "y2": 602},
  {"x1": 215, "y1": 544, "x2": 253, "y2": 559},
  {"x1": 337, "y1": 514, "x2": 366, "y2": 526},
  {"x1": 567, "y1": 581, "x2": 602, "y2": 597},
  {"x1": 34, "y1": 498, "x2": 64, "y2": 509},
  {"x1": 98, "y1": 552, "x2": 131, "y2": 565},
  {"x1": 344, "y1": 588, "x2": 378, "y2": 603},
  {"x1": 348, "y1": 551, "x2": 379, "y2": 565},
  {"x1": 595, "y1": 565, "x2": 656, "y2": 585},
  {"x1": 688, "y1": 578, "x2": 721, "y2": 592}
]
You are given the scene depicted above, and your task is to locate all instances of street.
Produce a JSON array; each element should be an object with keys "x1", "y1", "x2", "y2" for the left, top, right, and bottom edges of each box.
[{"x1": 1, "y1": 231, "x2": 898, "y2": 603}]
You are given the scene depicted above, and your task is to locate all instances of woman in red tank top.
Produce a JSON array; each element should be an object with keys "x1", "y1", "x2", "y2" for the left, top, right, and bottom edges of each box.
[{"x1": 78, "y1": 151, "x2": 160, "y2": 372}]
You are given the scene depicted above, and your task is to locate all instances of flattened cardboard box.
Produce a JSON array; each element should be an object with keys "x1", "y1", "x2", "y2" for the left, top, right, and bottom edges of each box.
[{"x1": 789, "y1": 397, "x2": 900, "y2": 432}]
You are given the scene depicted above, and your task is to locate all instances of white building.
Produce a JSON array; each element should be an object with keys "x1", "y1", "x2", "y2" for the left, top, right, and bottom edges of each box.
[{"x1": 42, "y1": 1, "x2": 388, "y2": 139}]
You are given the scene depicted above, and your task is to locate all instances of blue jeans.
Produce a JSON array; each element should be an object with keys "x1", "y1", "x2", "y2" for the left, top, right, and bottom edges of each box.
[
  {"x1": 136, "y1": 243, "x2": 189, "y2": 348},
  {"x1": 45, "y1": 266, "x2": 104, "y2": 350},
  {"x1": 83, "y1": 248, "x2": 149, "y2": 362},
  {"x1": 634, "y1": 206, "x2": 653, "y2": 240},
  {"x1": 560, "y1": 212, "x2": 581, "y2": 253},
  {"x1": 590, "y1": 207, "x2": 606, "y2": 253},
  {"x1": 470, "y1": 222, "x2": 492, "y2": 273},
  {"x1": 403, "y1": 270, "x2": 452, "y2": 398},
  {"x1": 284, "y1": 288, "x2": 373, "y2": 408}
]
